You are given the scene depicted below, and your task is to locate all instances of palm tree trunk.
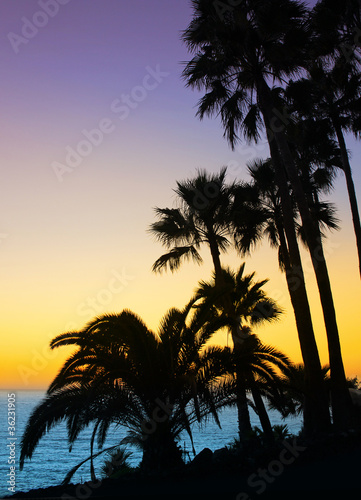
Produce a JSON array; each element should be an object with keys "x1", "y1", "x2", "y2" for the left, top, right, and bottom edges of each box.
[
  {"x1": 250, "y1": 382, "x2": 274, "y2": 444},
  {"x1": 333, "y1": 119, "x2": 361, "y2": 278},
  {"x1": 235, "y1": 368, "x2": 252, "y2": 440},
  {"x1": 231, "y1": 319, "x2": 252, "y2": 441},
  {"x1": 208, "y1": 228, "x2": 253, "y2": 440},
  {"x1": 275, "y1": 217, "x2": 330, "y2": 432},
  {"x1": 258, "y1": 80, "x2": 354, "y2": 431},
  {"x1": 141, "y1": 421, "x2": 183, "y2": 472},
  {"x1": 275, "y1": 132, "x2": 353, "y2": 431},
  {"x1": 90, "y1": 423, "x2": 99, "y2": 483},
  {"x1": 266, "y1": 124, "x2": 331, "y2": 435},
  {"x1": 207, "y1": 228, "x2": 224, "y2": 284}
]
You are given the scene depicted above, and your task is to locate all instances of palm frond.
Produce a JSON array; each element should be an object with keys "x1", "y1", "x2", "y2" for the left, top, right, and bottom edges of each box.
[{"x1": 151, "y1": 245, "x2": 203, "y2": 273}]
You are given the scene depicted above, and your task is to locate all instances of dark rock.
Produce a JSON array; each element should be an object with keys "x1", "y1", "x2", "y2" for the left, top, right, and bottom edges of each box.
[
  {"x1": 212, "y1": 447, "x2": 230, "y2": 464},
  {"x1": 190, "y1": 447, "x2": 213, "y2": 470}
]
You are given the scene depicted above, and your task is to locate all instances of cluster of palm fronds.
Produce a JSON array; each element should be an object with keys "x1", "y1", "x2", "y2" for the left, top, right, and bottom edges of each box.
[{"x1": 20, "y1": 266, "x2": 299, "y2": 482}]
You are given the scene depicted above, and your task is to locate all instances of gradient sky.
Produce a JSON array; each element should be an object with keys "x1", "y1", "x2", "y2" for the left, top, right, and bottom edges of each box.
[{"x1": 1, "y1": 0, "x2": 360, "y2": 390}]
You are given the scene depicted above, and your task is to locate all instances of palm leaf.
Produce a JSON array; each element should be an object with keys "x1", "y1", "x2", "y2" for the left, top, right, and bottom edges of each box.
[{"x1": 151, "y1": 246, "x2": 203, "y2": 273}]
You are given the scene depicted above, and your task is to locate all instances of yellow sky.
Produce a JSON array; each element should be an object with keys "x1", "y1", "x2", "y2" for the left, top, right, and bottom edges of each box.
[{"x1": 2, "y1": 187, "x2": 360, "y2": 391}]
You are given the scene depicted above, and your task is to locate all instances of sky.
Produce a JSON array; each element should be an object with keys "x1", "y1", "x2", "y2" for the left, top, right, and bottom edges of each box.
[{"x1": 1, "y1": 0, "x2": 360, "y2": 390}]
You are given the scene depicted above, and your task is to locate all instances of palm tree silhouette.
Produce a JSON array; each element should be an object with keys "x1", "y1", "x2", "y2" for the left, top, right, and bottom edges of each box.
[
  {"x1": 150, "y1": 170, "x2": 287, "y2": 439},
  {"x1": 193, "y1": 264, "x2": 289, "y2": 442},
  {"x1": 231, "y1": 158, "x2": 333, "y2": 433},
  {"x1": 20, "y1": 304, "x2": 235, "y2": 479},
  {"x1": 182, "y1": 0, "x2": 353, "y2": 432},
  {"x1": 267, "y1": 363, "x2": 331, "y2": 428},
  {"x1": 232, "y1": 159, "x2": 294, "y2": 271},
  {"x1": 234, "y1": 136, "x2": 342, "y2": 430},
  {"x1": 311, "y1": 0, "x2": 361, "y2": 60},
  {"x1": 231, "y1": 333, "x2": 293, "y2": 443},
  {"x1": 150, "y1": 167, "x2": 233, "y2": 283},
  {"x1": 287, "y1": 57, "x2": 361, "y2": 277}
]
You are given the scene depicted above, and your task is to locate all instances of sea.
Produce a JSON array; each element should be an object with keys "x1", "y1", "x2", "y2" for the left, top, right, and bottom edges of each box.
[{"x1": 0, "y1": 390, "x2": 302, "y2": 498}]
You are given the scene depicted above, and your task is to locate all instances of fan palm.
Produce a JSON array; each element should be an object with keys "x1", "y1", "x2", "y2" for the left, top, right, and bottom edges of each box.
[
  {"x1": 232, "y1": 159, "x2": 294, "y2": 272},
  {"x1": 236, "y1": 155, "x2": 339, "y2": 279},
  {"x1": 235, "y1": 134, "x2": 341, "y2": 431},
  {"x1": 287, "y1": 57, "x2": 361, "y2": 278},
  {"x1": 278, "y1": 116, "x2": 341, "y2": 247},
  {"x1": 20, "y1": 304, "x2": 235, "y2": 480},
  {"x1": 149, "y1": 167, "x2": 233, "y2": 283},
  {"x1": 311, "y1": 0, "x2": 361, "y2": 60},
  {"x1": 182, "y1": 0, "x2": 352, "y2": 432},
  {"x1": 231, "y1": 158, "x2": 334, "y2": 433}
]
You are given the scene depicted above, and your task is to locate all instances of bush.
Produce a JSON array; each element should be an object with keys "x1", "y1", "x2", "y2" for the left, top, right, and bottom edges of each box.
[{"x1": 100, "y1": 447, "x2": 133, "y2": 479}]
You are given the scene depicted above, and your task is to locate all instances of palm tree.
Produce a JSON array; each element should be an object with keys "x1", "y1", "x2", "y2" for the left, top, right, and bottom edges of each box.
[
  {"x1": 279, "y1": 116, "x2": 341, "y2": 249},
  {"x1": 193, "y1": 264, "x2": 289, "y2": 442},
  {"x1": 287, "y1": 58, "x2": 361, "y2": 278},
  {"x1": 150, "y1": 170, "x2": 286, "y2": 440},
  {"x1": 240, "y1": 154, "x2": 340, "y2": 275},
  {"x1": 232, "y1": 156, "x2": 341, "y2": 432},
  {"x1": 20, "y1": 304, "x2": 235, "y2": 479},
  {"x1": 150, "y1": 169, "x2": 252, "y2": 441},
  {"x1": 267, "y1": 363, "x2": 331, "y2": 427},
  {"x1": 149, "y1": 167, "x2": 233, "y2": 283},
  {"x1": 311, "y1": 0, "x2": 361, "y2": 60},
  {"x1": 232, "y1": 333, "x2": 293, "y2": 443},
  {"x1": 182, "y1": 0, "x2": 353, "y2": 432},
  {"x1": 232, "y1": 159, "x2": 294, "y2": 272}
]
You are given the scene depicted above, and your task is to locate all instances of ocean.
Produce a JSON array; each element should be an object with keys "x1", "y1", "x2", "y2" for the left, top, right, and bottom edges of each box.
[{"x1": 0, "y1": 390, "x2": 302, "y2": 498}]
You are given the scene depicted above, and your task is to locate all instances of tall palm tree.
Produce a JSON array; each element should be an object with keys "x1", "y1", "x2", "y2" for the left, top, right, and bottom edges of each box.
[
  {"x1": 182, "y1": 0, "x2": 353, "y2": 431},
  {"x1": 232, "y1": 156, "x2": 342, "y2": 431},
  {"x1": 193, "y1": 264, "x2": 288, "y2": 442},
  {"x1": 281, "y1": 116, "x2": 341, "y2": 245},
  {"x1": 287, "y1": 58, "x2": 361, "y2": 278},
  {"x1": 150, "y1": 168, "x2": 258, "y2": 436},
  {"x1": 20, "y1": 304, "x2": 235, "y2": 479}
]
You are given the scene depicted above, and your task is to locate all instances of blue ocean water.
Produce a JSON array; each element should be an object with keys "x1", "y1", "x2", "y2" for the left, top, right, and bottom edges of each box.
[{"x1": 0, "y1": 390, "x2": 302, "y2": 498}]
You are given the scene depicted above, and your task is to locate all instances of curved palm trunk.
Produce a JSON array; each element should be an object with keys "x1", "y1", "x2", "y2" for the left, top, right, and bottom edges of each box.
[
  {"x1": 250, "y1": 382, "x2": 274, "y2": 444},
  {"x1": 90, "y1": 423, "x2": 99, "y2": 483},
  {"x1": 266, "y1": 123, "x2": 331, "y2": 435},
  {"x1": 259, "y1": 80, "x2": 354, "y2": 431},
  {"x1": 333, "y1": 119, "x2": 361, "y2": 278}
]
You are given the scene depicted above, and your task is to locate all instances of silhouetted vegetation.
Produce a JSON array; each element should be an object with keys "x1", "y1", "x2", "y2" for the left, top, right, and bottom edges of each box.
[
  {"x1": 18, "y1": 0, "x2": 361, "y2": 496},
  {"x1": 182, "y1": 0, "x2": 360, "y2": 433}
]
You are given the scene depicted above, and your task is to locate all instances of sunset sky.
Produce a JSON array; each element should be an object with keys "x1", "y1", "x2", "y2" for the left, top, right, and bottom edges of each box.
[{"x1": 1, "y1": 0, "x2": 360, "y2": 390}]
